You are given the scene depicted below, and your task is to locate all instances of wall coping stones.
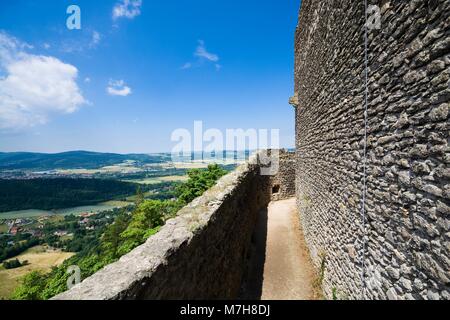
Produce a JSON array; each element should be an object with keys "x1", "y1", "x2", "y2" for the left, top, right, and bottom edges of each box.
[{"x1": 52, "y1": 153, "x2": 269, "y2": 300}]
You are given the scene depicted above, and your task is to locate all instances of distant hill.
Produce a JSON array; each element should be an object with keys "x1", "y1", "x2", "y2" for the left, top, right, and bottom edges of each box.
[{"x1": 0, "y1": 151, "x2": 167, "y2": 170}]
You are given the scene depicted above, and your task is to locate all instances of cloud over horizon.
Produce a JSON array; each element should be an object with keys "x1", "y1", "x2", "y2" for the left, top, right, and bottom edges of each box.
[{"x1": 0, "y1": 32, "x2": 87, "y2": 131}]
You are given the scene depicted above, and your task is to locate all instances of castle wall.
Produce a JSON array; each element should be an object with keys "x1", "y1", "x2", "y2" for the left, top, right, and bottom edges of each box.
[
  {"x1": 53, "y1": 153, "x2": 278, "y2": 300},
  {"x1": 270, "y1": 150, "x2": 296, "y2": 201},
  {"x1": 294, "y1": 0, "x2": 449, "y2": 299}
]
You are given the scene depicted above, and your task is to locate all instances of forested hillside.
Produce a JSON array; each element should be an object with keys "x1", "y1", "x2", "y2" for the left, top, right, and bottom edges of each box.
[
  {"x1": 0, "y1": 178, "x2": 138, "y2": 211},
  {"x1": 12, "y1": 164, "x2": 229, "y2": 300}
]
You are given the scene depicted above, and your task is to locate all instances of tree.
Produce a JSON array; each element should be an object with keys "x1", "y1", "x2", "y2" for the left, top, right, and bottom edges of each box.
[
  {"x1": 3, "y1": 258, "x2": 23, "y2": 269},
  {"x1": 12, "y1": 271, "x2": 48, "y2": 300},
  {"x1": 101, "y1": 212, "x2": 131, "y2": 260},
  {"x1": 117, "y1": 200, "x2": 176, "y2": 256},
  {"x1": 135, "y1": 185, "x2": 145, "y2": 205},
  {"x1": 175, "y1": 164, "x2": 227, "y2": 205},
  {"x1": 11, "y1": 164, "x2": 230, "y2": 300}
]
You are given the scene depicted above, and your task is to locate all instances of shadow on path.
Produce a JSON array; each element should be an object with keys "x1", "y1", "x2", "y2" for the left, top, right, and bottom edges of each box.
[
  {"x1": 240, "y1": 198, "x2": 317, "y2": 300},
  {"x1": 239, "y1": 207, "x2": 268, "y2": 299}
]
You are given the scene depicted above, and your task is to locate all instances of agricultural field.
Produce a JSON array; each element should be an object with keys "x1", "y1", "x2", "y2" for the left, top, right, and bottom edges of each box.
[
  {"x1": 55, "y1": 164, "x2": 144, "y2": 176},
  {"x1": 168, "y1": 162, "x2": 210, "y2": 169},
  {"x1": 0, "y1": 209, "x2": 53, "y2": 220},
  {"x1": 0, "y1": 201, "x2": 131, "y2": 220},
  {"x1": 155, "y1": 158, "x2": 245, "y2": 170},
  {"x1": 126, "y1": 190, "x2": 153, "y2": 201},
  {"x1": 100, "y1": 200, "x2": 131, "y2": 207},
  {"x1": 52, "y1": 201, "x2": 131, "y2": 216},
  {"x1": 123, "y1": 175, "x2": 188, "y2": 185},
  {"x1": 0, "y1": 224, "x2": 7, "y2": 233},
  {"x1": 159, "y1": 175, "x2": 189, "y2": 182},
  {"x1": 0, "y1": 245, "x2": 74, "y2": 299}
]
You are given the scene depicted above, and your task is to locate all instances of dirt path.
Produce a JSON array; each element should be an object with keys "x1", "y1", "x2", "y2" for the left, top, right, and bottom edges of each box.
[
  {"x1": 241, "y1": 197, "x2": 317, "y2": 300},
  {"x1": 260, "y1": 198, "x2": 316, "y2": 300}
]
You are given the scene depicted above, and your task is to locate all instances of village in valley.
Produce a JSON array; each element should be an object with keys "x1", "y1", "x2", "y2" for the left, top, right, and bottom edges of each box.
[
  {"x1": 0, "y1": 151, "x2": 243, "y2": 299},
  {"x1": 0, "y1": 204, "x2": 130, "y2": 299}
]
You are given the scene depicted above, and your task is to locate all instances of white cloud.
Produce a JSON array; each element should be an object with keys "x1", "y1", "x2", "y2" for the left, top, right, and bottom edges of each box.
[
  {"x1": 181, "y1": 62, "x2": 192, "y2": 70},
  {"x1": 43, "y1": 43, "x2": 51, "y2": 49},
  {"x1": 195, "y1": 40, "x2": 219, "y2": 62},
  {"x1": 182, "y1": 40, "x2": 221, "y2": 71},
  {"x1": 60, "y1": 30, "x2": 102, "y2": 53},
  {"x1": 113, "y1": 0, "x2": 142, "y2": 20},
  {"x1": 0, "y1": 32, "x2": 87, "y2": 130},
  {"x1": 84, "y1": 77, "x2": 91, "y2": 83},
  {"x1": 0, "y1": 33, "x2": 32, "y2": 63},
  {"x1": 90, "y1": 31, "x2": 101, "y2": 47},
  {"x1": 107, "y1": 79, "x2": 132, "y2": 96}
]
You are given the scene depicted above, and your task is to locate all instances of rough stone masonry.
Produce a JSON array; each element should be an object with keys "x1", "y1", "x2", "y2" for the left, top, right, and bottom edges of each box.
[
  {"x1": 294, "y1": 0, "x2": 449, "y2": 299},
  {"x1": 53, "y1": 153, "x2": 274, "y2": 300},
  {"x1": 270, "y1": 150, "x2": 296, "y2": 201}
]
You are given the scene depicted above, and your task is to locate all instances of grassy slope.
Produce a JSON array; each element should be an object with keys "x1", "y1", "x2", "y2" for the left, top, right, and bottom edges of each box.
[{"x1": 0, "y1": 245, "x2": 74, "y2": 299}]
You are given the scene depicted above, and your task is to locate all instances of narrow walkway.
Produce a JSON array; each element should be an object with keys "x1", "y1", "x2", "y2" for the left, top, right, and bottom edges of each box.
[{"x1": 241, "y1": 198, "x2": 317, "y2": 300}]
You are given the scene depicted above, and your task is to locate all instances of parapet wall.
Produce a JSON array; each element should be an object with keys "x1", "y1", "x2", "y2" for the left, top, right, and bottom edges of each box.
[
  {"x1": 295, "y1": 1, "x2": 449, "y2": 299},
  {"x1": 270, "y1": 150, "x2": 296, "y2": 201},
  {"x1": 54, "y1": 153, "x2": 282, "y2": 300}
]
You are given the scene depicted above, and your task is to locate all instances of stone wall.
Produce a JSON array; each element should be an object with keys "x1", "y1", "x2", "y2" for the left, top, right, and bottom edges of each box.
[
  {"x1": 270, "y1": 150, "x2": 296, "y2": 201},
  {"x1": 294, "y1": 0, "x2": 449, "y2": 299},
  {"x1": 53, "y1": 153, "x2": 274, "y2": 300}
]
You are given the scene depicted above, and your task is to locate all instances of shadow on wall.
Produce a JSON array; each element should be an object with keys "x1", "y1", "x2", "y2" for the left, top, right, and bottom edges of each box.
[
  {"x1": 52, "y1": 150, "x2": 296, "y2": 300},
  {"x1": 239, "y1": 207, "x2": 268, "y2": 300}
]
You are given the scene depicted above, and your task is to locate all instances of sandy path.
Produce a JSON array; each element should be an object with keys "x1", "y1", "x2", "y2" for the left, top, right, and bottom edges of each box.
[{"x1": 260, "y1": 198, "x2": 316, "y2": 300}]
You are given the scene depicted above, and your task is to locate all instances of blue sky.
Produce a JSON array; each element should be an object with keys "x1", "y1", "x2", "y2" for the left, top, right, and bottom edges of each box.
[{"x1": 0, "y1": 0, "x2": 300, "y2": 153}]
